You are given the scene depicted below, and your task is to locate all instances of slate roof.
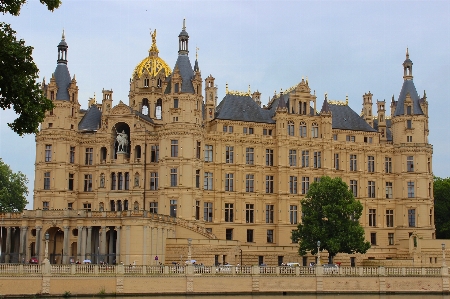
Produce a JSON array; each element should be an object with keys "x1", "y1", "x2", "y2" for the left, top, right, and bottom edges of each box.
[
  {"x1": 165, "y1": 55, "x2": 195, "y2": 94},
  {"x1": 134, "y1": 110, "x2": 154, "y2": 123},
  {"x1": 328, "y1": 103, "x2": 376, "y2": 132},
  {"x1": 54, "y1": 64, "x2": 71, "y2": 100},
  {"x1": 394, "y1": 80, "x2": 423, "y2": 116},
  {"x1": 216, "y1": 94, "x2": 275, "y2": 123},
  {"x1": 78, "y1": 105, "x2": 102, "y2": 131}
]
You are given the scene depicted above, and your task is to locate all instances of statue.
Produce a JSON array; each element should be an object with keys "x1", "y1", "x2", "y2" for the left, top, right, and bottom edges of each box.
[
  {"x1": 134, "y1": 174, "x2": 139, "y2": 187},
  {"x1": 115, "y1": 129, "x2": 129, "y2": 153},
  {"x1": 100, "y1": 173, "x2": 105, "y2": 188},
  {"x1": 151, "y1": 29, "x2": 157, "y2": 45}
]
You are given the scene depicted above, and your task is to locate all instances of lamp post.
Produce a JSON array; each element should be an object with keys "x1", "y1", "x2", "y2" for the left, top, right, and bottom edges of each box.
[
  {"x1": 317, "y1": 241, "x2": 321, "y2": 266},
  {"x1": 44, "y1": 232, "x2": 50, "y2": 262},
  {"x1": 239, "y1": 248, "x2": 243, "y2": 268},
  {"x1": 442, "y1": 243, "x2": 446, "y2": 267}
]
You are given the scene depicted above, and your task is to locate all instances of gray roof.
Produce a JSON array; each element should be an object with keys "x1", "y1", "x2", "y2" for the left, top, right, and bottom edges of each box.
[
  {"x1": 134, "y1": 110, "x2": 154, "y2": 123},
  {"x1": 54, "y1": 64, "x2": 71, "y2": 100},
  {"x1": 216, "y1": 94, "x2": 275, "y2": 123},
  {"x1": 165, "y1": 55, "x2": 195, "y2": 94},
  {"x1": 78, "y1": 105, "x2": 101, "y2": 131},
  {"x1": 393, "y1": 80, "x2": 423, "y2": 116},
  {"x1": 328, "y1": 103, "x2": 377, "y2": 132}
]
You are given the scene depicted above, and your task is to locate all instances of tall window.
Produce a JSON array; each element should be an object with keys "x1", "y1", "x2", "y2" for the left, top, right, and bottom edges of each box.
[
  {"x1": 407, "y1": 156, "x2": 414, "y2": 172},
  {"x1": 45, "y1": 145, "x2": 52, "y2": 162},
  {"x1": 388, "y1": 233, "x2": 394, "y2": 245},
  {"x1": 171, "y1": 140, "x2": 178, "y2": 157},
  {"x1": 170, "y1": 168, "x2": 177, "y2": 187},
  {"x1": 386, "y1": 210, "x2": 394, "y2": 227},
  {"x1": 205, "y1": 145, "x2": 213, "y2": 162},
  {"x1": 266, "y1": 149, "x2": 274, "y2": 166},
  {"x1": 386, "y1": 182, "x2": 393, "y2": 199},
  {"x1": 124, "y1": 172, "x2": 130, "y2": 190},
  {"x1": 299, "y1": 122, "x2": 307, "y2": 137},
  {"x1": 385, "y1": 157, "x2": 392, "y2": 173},
  {"x1": 334, "y1": 153, "x2": 339, "y2": 170},
  {"x1": 204, "y1": 172, "x2": 213, "y2": 190},
  {"x1": 225, "y1": 173, "x2": 234, "y2": 191},
  {"x1": 225, "y1": 203, "x2": 234, "y2": 222},
  {"x1": 173, "y1": 98, "x2": 179, "y2": 108},
  {"x1": 195, "y1": 201, "x2": 200, "y2": 220},
  {"x1": 246, "y1": 148, "x2": 254, "y2": 165},
  {"x1": 289, "y1": 176, "x2": 298, "y2": 194},
  {"x1": 289, "y1": 205, "x2": 298, "y2": 224},
  {"x1": 267, "y1": 230, "x2": 274, "y2": 243},
  {"x1": 313, "y1": 151, "x2": 321, "y2": 168},
  {"x1": 407, "y1": 181, "x2": 415, "y2": 198},
  {"x1": 301, "y1": 150, "x2": 309, "y2": 167},
  {"x1": 301, "y1": 176, "x2": 310, "y2": 194},
  {"x1": 170, "y1": 199, "x2": 177, "y2": 217},
  {"x1": 266, "y1": 175, "x2": 274, "y2": 193},
  {"x1": 195, "y1": 170, "x2": 200, "y2": 188},
  {"x1": 225, "y1": 229, "x2": 233, "y2": 240},
  {"x1": 247, "y1": 229, "x2": 254, "y2": 242},
  {"x1": 225, "y1": 146, "x2": 234, "y2": 163},
  {"x1": 118, "y1": 172, "x2": 123, "y2": 190},
  {"x1": 196, "y1": 141, "x2": 201, "y2": 159},
  {"x1": 368, "y1": 156, "x2": 375, "y2": 172},
  {"x1": 111, "y1": 173, "x2": 116, "y2": 190},
  {"x1": 151, "y1": 145, "x2": 159, "y2": 162},
  {"x1": 266, "y1": 204, "x2": 274, "y2": 223},
  {"x1": 408, "y1": 209, "x2": 416, "y2": 227},
  {"x1": 311, "y1": 122, "x2": 319, "y2": 138},
  {"x1": 368, "y1": 181, "x2": 375, "y2": 198},
  {"x1": 68, "y1": 173, "x2": 74, "y2": 190},
  {"x1": 246, "y1": 174, "x2": 254, "y2": 192},
  {"x1": 84, "y1": 174, "x2": 92, "y2": 192},
  {"x1": 85, "y1": 148, "x2": 93, "y2": 165},
  {"x1": 204, "y1": 202, "x2": 213, "y2": 222},
  {"x1": 369, "y1": 209, "x2": 376, "y2": 227},
  {"x1": 407, "y1": 119, "x2": 412, "y2": 129},
  {"x1": 289, "y1": 149, "x2": 297, "y2": 166},
  {"x1": 350, "y1": 180, "x2": 358, "y2": 197},
  {"x1": 149, "y1": 202, "x2": 158, "y2": 213},
  {"x1": 350, "y1": 154, "x2": 357, "y2": 171},
  {"x1": 370, "y1": 233, "x2": 377, "y2": 245},
  {"x1": 246, "y1": 204, "x2": 254, "y2": 223},
  {"x1": 287, "y1": 121, "x2": 294, "y2": 136},
  {"x1": 44, "y1": 172, "x2": 51, "y2": 190},
  {"x1": 70, "y1": 146, "x2": 75, "y2": 163},
  {"x1": 150, "y1": 172, "x2": 158, "y2": 190}
]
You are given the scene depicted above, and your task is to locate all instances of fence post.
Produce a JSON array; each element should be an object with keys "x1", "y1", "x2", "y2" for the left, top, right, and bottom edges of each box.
[{"x1": 71, "y1": 264, "x2": 76, "y2": 275}]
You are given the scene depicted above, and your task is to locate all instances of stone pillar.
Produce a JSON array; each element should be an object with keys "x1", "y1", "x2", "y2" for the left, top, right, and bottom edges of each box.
[
  {"x1": 19, "y1": 226, "x2": 27, "y2": 263},
  {"x1": 108, "y1": 227, "x2": 114, "y2": 264},
  {"x1": 5, "y1": 227, "x2": 11, "y2": 263},
  {"x1": 63, "y1": 226, "x2": 70, "y2": 264},
  {"x1": 35, "y1": 226, "x2": 41, "y2": 262},
  {"x1": 86, "y1": 226, "x2": 92, "y2": 260},
  {"x1": 77, "y1": 226, "x2": 83, "y2": 262},
  {"x1": 115, "y1": 226, "x2": 121, "y2": 264},
  {"x1": 125, "y1": 226, "x2": 130, "y2": 265},
  {"x1": 100, "y1": 226, "x2": 107, "y2": 263},
  {"x1": 80, "y1": 227, "x2": 86, "y2": 260},
  {"x1": 143, "y1": 225, "x2": 148, "y2": 265}
]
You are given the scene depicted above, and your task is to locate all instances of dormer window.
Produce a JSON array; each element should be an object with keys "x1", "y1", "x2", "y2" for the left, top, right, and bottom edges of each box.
[
  {"x1": 174, "y1": 83, "x2": 179, "y2": 93},
  {"x1": 174, "y1": 98, "x2": 179, "y2": 108},
  {"x1": 157, "y1": 78, "x2": 162, "y2": 88},
  {"x1": 144, "y1": 78, "x2": 149, "y2": 87},
  {"x1": 407, "y1": 120, "x2": 412, "y2": 129},
  {"x1": 406, "y1": 106, "x2": 412, "y2": 115}
]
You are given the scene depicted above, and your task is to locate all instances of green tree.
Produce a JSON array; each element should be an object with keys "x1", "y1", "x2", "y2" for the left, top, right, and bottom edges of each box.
[
  {"x1": 0, "y1": 0, "x2": 61, "y2": 136},
  {"x1": 434, "y1": 176, "x2": 450, "y2": 239},
  {"x1": 292, "y1": 176, "x2": 370, "y2": 263},
  {"x1": 0, "y1": 158, "x2": 28, "y2": 212}
]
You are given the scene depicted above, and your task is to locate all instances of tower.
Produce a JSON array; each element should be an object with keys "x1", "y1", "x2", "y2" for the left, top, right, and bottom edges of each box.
[
  {"x1": 362, "y1": 92, "x2": 373, "y2": 127},
  {"x1": 204, "y1": 75, "x2": 217, "y2": 120}
]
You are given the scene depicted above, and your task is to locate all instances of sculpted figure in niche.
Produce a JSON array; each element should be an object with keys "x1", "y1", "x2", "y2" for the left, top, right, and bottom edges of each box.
[
  {"x1": 100, "y1": 173, "x2": 105, "y2": 188},
  {"x1": 134, "y1": 174, "x2": 139, "y2": 187},
  {"x1": 115, "y1": 129, "x2": 129, "y2": 153}
]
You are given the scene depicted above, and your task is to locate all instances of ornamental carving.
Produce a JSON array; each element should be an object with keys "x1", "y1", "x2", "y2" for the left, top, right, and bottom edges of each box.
[{"x1": 111, "y1": 102, "x2": 132, "y2": 115}]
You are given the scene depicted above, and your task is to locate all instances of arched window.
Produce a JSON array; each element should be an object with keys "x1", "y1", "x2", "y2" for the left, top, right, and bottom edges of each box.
[
  {"x1": 299, "y1": 121, "x2": 307, "y2": 138},
  {"x1": 144, "y1": 78, "x2": 149, "y2": 87},
  {"x1": 287, "y1": 121, "x2": 295, "y2": 136},
  {"x1": 155, "y1": 99, "x2": 162, "y2": 120},
  {"x1": 142, "y1": 98, "x2": 149, "y2": 116},
  {"x1": 311, "y1": 122, "x2": 319, "y2": 138},
  {"x1": 124, "y1": 200, "x2": 129, "y2": 211},
  {"x1": 134, "y1": 201, "x2": 139, "y2": 211},
  {"x1": 100, "y1": 147, "x2": 107, "y2": 162},
  {"x1": 135, "y1": 145, "x2": 141, "y2": 160}
]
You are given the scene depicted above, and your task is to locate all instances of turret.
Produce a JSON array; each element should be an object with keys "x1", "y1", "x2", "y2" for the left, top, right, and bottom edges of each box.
[
  {"x1": 362, "y1": 92, "x2": 373, "y2": 127},
  {"x1": 205, "y1": 75, "x2": 217, "y2": 120},
  {"x1": 376, "y1": 100, "x2": 387, "y2": 141}
]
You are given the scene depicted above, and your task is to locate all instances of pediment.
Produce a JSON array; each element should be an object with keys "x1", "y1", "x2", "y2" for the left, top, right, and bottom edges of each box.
[{"x1": 111, "y1": 101, "x2": 132, "y2": 115}]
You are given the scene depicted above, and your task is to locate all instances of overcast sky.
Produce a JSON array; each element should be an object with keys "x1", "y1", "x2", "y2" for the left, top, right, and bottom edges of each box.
[{"x1": 1, "y1": 0, "x2": 449, "y2": 208}]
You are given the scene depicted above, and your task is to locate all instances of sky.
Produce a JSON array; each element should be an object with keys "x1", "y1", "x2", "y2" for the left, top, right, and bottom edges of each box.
[{"x1": 1, "y1": 0, "x2": 449, "y2": 209}]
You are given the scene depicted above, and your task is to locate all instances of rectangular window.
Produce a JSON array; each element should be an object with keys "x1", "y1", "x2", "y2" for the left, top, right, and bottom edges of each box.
[
  {"x1": 368, "y1": 181, "x2": 376, "y2": 198},
  {"x1": 170, "y1": 168, "x2": 177, "y2": 187},
  {"x1": 289, "y1": 149, "x2": 297, "y2": 166},
  {"x1": 84, "y1": 174, "x2": 92, "y2": 192},
  {"x1": 385, "y1": 157, "x2": 392, "y2": 173},
  {"x1": 388, "y1": 233, "x2": 394, "y2": 245},
  {"x1": 223, "y1": 125, "x2": 227, "y2": 133},
  {"x1": 195, "y1": 201, "x2": 200, "y2": 220},
  {"x1": 150, "y1": 172, "x2": 158, "y2": 190},
  {"x1": 407, "y1": 156, "x2": 414, "y2": 172},
  {"x1": 313, "y1": 151, "x2": 321, "y2": 168},
  {"x1": 205, "y1": 145, "x2": 213, "y2": 162},
  {"x1": 334, "y1": 153, "x2": 339, "y2": 170},
  {"x1": 266, "y1": 149, "x2": 274, "y2": 166},
  {"x1": 85, "y1": 148, "x2": 93, "y2": 165},
  {"x1": 246, "y1": 148, "x2": 254, "y2": 165},
  {"x1": 43, "y1": 201, "x2": 49, "y2": 210},
  {"x1": 44, "y1": 172, "x2": 51, "y2": 190},
  {"x1": 171, "y1": 140, "x2": 178, "y2": 157},
  {"x1": 118, "y1": 172, "x2": 123, "y2": 190},
  {"x1": 83, "y1": 203, "x2": 92, "y2": 211},
  {"x1": 289, "y1": 205, "x2": 298, "y2": 224},
  {"x1": 266, "y1": 204, "x2": 274, "y2": 223},
  {"x1": 225, "y1": 146, "x2": 234, "y2": 163},
  {"x1": 249, "y1": 127, "x2": 254, "y2": 134},
  {"x1": 151, "y1": 145, "x2": 159, "y2": 162},
  {"x1": 370, "y1": 232, "x2": 377, "y2": 245},
  {"x1": 124, "y1": 172, "x2": 129, "y2": 190},
  {"x1": 288, "y1": 122, "x2": 294, "y2": 136},
  {"x1": 385, "y1": 182, "x2": 393, "y2": 199},
  {"x1": 266, "y1": 175, "x2": 274, "y2": 193},
  {"x1": 111, "y1": 173, "x2": 116, "y2": 190},
  {"x1": 346, "y1": 135, "x2": 356, "y2": 142},
  {"x1": 408, "y1": 209, "x2": 416, "y2": 227},
  {"x1": 225, "y1": 203, "x2": 234, "y2": 222},
  {"x1": 289, "y1": 176, "x2": 298, "y2": 194},
  {"x1": 350, "y1": 180, "x2": 358, "y2": 197},
  {"x1": 204, "y1": 202, "x2": 213, "y2": 222},
  {"x1": 246, "y1": 174, "x2": 254, "y2": 192},
  {"x1": 196, "y1": 141, "x2": 201, "y2": 159},
  {"x1": 364, "y1": 137, "x2": 373, "y2": 143},
  {"x1": 299, "y1": 123, "x2": 307, "y2": 138},
  {"x1": 228, "y1": 126, "x2": 233, "y2": 133},
  {"x1": 350, "y1": 154, "x2": 357, "y2": 171},
  {"x1": 149, "y1": 202, "x2": 158, "y2": 214},
  {"x1": 301, "y1": 176, "x2": 310, "y2": 194},
  {"x1": 407, "y1": 135, "x2": 413, "y2": 142},
  {"x1": 246, "y1": 204, "x2": 254, "y2": 223},
  {"x1": 195, "y1": 170, "x2": 200, "y2": 188},
  {"x1": 311, "y1": 124, "x2": 318, "y2": 138},
  {"x1": 45, "y1": 145, "x2": 52, "y2": 162},
  {"x1": 243, "y1": 127, "x2": 247, "y2": 134},
  {"x1": 204, "y1": 172, "x2": 213, "y2": 190},
  {"x1": 226, "y1": 229, "x2": 233, "y2": 240},
  {"x1": 267, "y1": 230, "x2": 274, "y2": 243},
  {"x1": 173, "y1": 98, "x2": 179, "y2": 108},
  {"x1": 368, "y1": 156, "x2": 375, "y2": 172},
  {"x1": 408, "y1": 181, "x2": 415, "y2": 198},
  {"x1": 386, "y1": 209, "x2": 394, "y2": 227},
  {"x1": 263, "y1": 128, "x2": 273, "y2": 136},
  {"x1": 68, "y1": 202, "x2": 73, "y2": 210},
  {"x1": 70, "y1": 146, "x2": 75, "y2": 163},
  {"x1": 301, "y1": 150, "x2": 309, "y2": 167},
  {"x1": 170, "y1": 199, "x2": 177, "y2": 217},
  {"x1": 247, "y1": 229, "x2": 254, "y2": 242},
  {"x1": 369, "y1": 209, "x2": 376, "y2": 227},
  {"x1": 225, "y1": 173, "x2": 234, "y2": 191},
  {"x1": 68, "y1": 173, "x2": 74, "y2": 191},
  {"x1": 407, "y1": 119, "x2": 412, "y2": 129}
]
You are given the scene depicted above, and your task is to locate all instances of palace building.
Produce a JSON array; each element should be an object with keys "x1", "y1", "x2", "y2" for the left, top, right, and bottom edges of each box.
[{"x1": 0, "y1": 22, "x2": 437, "y2": 266}]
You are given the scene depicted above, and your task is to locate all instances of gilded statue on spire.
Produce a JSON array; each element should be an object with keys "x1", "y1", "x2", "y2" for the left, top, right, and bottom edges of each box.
[{"x1": 149, "y1": 29, "x2": 159, "y2": 55}]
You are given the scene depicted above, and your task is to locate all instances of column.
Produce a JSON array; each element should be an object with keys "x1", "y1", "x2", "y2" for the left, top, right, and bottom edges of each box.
[
  {"x1": 77, "y1": 226, "x2": 83, "y2": 262},
  {"x1": 100, "y1": 226, "x2": 107, "y2": 263},
  {"x1": 80, "y1": 227, "x2": 86, "y2": 260},
  {"x1": 86, "y1": 226, "x2": 92, "y2": 260},
  {"x1": 63, "y1": 226, "x2": 69, "y2": 264},
  {"x1": 108, "y1": 227, "x2": 114, "y2": 264},
  {"x1": 143, "y1": 225, "x2": 148, "y2": 265},
  {"x1": 35, "y1": 227, "x2": 41, "y2": 262},
  {"x1": 5, "y1": 227, "x2": 11, "y2": 263},
  {"x1": 115, "y1": 226, "x2": 121, "y2": 264},
  {"x1": 125, "y1": 226, "x2": 130, "y2": 265},
  {"x1": 19, "y1": 227, "x2": 26, "y2": 263}
]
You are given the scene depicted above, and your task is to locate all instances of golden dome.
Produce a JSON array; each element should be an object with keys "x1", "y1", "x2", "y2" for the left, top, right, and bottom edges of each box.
[{"x1": 132, "y1": 29, "x2": 172, "y2": 78}]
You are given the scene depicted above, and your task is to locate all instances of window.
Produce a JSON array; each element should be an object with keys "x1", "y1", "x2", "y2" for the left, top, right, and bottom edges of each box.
[
  {"x1": 267, "y1": 230, "x2": 274, "y2": 243},
  {"x1": 368, "y1": 156, "x2": 375, "y2": 172},
  {"x1": 407, "y1": 136, "x2": 412, "y2": 142},
  {"x1": 386, "y1": 182, "x2": 393, "y2": 199},
  {"x1": 196, "y1": 141, "x2": 201, "y2": 159},
  {"x1": 150, "y1": 172, "x2": 158, "y2": 190},
  {"x1": 225, "y1": 203, "x2": 234, "y2": 222},
  {"x1": 301, "y1": 177, "x2": 310, "y2": 194},
  {"x1": 388, "y1": 233, "x2": 394, "y2": 245},
  {"x1": 289, "y1": 176, "x2": 298, "y2": 194},
  {"x1": 266, "y1": 175, "x2": 274, "y2": 193},
  {"x1": 85, "y1": 148, "x2": 93, "y2": 165},
  {"x1": 313, "y1": 151, "x2": 321, "y2": 168},
  {"x1": 171, "y1": 140, "x2": 178, "y2": 157},
  {"x1": 118, "y1": 172, "x2": 123, "y2": 190},
  {"x1": 364, "y1": 137, "x2": 373, "y2": 143},
  {"x1": 370, "y1": 233, "x2": 377, "y2": 245},
  {"x1": 350, "y1": 180, "x2": 358, "y2": 197},
  {"x1": 249, "y1": 127, "x2": 254, "y2": 134},
  {"x1": 246, "y1": 148, "x2": 254, "y2": 165},
  {"x1": 170, "y1": 200, "x2": 177, "y2": 217},
  {"x1": 195, "y1": 201, "x2": 200, "y2": 220},
  {"x1": 386, "y1": 210, "x2": 394, "y2": 227},
  {"x1": 225, "y1": 146, "x2": 234, "y2": 163},
  {"x1": 204, "y1": 202, "x2": 213, "y2": 222},
  {"x1": 68, "y1": 173, "x2": 74, "y2": 191},
  {"x1": 226, "y1": 229, "x2": 233, "y2": 240},
  {"x1": 299, "y1": 122, "x2": 307, "y2": 137},
  {"x1": 151, "y1": 145, "x2": 159, "y2": 162},
  {"x1": 263, "y1": 128, "x2": 273, "y2": 135},
  {"x1": 243, "y1": 127, "x2": 254, "y2": 134},
  {"x1": 407, "y1": 119, "x2": 412, "y2": 129},
  {"x1": 368, "y1": 181, "x2": 375, "y2": 198},
  {"x1": 247, "y1": 229, "x2": 254, "y2": 242},
  {"x1": 385, "y1": 157, "x2": 392, "y2": 173},
  {"x1": 124, "y1": 172, "x2": 130, "y2": 190},
  {"x1": 246, "y1": 174, "x2": 254, "y2": 192},
  {"x1": 266, "y1": 149, "x2": 274, "y2": 166},
  {"x1": 350, "y1": 154, "x2": 357, "y2": 171},
  {"x1": 173, "y1": 98, "x2": 179, "y2": 108},
  {"x1": 170, "y1": 168, "x2": 177, "y2": 187},
  {"x1": 149, "y1": 202, "x2": 158, "y2": 214},
  {"x1": 43, "y1": 201, "x2": 49, "y2": 210},
  {"x1": 110, "y1": 200, "x2": 116, "y2": 211},
  {"x1": 406, "y1": 105, "x2": 412, "y2": 115},
  {"x1": 311, "y1": 122, "x2": 318, "y2": 138},
  {"x1": 289, "y1": 205, "x2": 298, "y2": 224},
  {"x1": 111, "y1": 173, "x2": 116, "y2": 190},
  {"x1": 204, "y1": 172, "x2": 213, "y2": 190},
  {"x1": 369, "y1": 209, "x2": 376, "y2": 227},
  {"x1": 83, "y1": 203, "x2": 92, "y2": 211},
  {"x1": 246, "y1": 204, "x2": 254, "y2": 223},
  {"x1": 205, "y1": 145, "x2": 213, "y2": 162},
  {"x1": 334, "y1": 153, "x2": 339, "y2": 170},
  {"x1": 70, "y1": 146, "x2": 75, "y2": 163},
  {"x1": 408, "y1": 209, "x2": 416, "y2": 227},
  {"x1": 346, "y1": 135, "x2": 356, "y2": 142},
  {"x1": 266, "y1": 204, "x2": 274, "y2": 223},
  {"x1": 407, "y1": 156, "x2": 414, "y2": 172},
  {"x1": 44, "y1": 172, "x2": 51, "y2": 190},
  {"x1": 407, "y1": 181, "x2": 415, "y2": 198},
  {"x1": 289, "y1": 149, "x2": 297, "y2": 166},
  {"x1": 144, "y1": 78, "x2": 149, "y2": 87},
  {"x1": 287, "y1": 121, "x2": 294, "y2": 136},
  {"x1": 195, "y1": 170, "x2": 200, "y2": 188},
  {"x1": 84, "y1": 174, "x2": 92, "y2": 192},
  {"x1": 228, "y1": 126, "x2": 233, "y2": 133},
  {"x1": 45, "y1": 145, "x2": 52, "y2": 162},
  {"x1": 68, "y1": 202, "x2": 73, "y2": 210},
  {"x1": 48, "y1": 123, "x2": 53, "y2": 128},
  {"x1": 225, "y1": 173, "x2": 234, "y2": 191},
  {"x1": 301, "y1": 150, "x2": 309, "y2": 167},
  {"x1": 333, "y1": 134, "x2": 338, "y2": 140}
]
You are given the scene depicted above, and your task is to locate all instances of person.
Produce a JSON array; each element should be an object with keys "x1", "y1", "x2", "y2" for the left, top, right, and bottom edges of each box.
[{"x1": 76, "y1": 260, "x2": 80, "y2": 264}]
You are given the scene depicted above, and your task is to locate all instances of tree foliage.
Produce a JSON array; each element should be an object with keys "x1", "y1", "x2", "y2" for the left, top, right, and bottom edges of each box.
[
  {"x1": 0, "y1": 158, "x2": 28, "y2": 212},
  {"x1": 292, "y1": 176, "x2": 370, "y2": 262},
  {"x1": 434, "y1": 176, "x2": 450, "y2": 239},
  {"x1": 0, "y1": 0, "x2": 61, "y2": 135}
]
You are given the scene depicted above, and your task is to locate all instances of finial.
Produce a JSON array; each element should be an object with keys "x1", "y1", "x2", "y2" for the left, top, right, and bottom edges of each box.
[
  {"x1": 226, "y1": 82, "x2": 228, "y2": 94},
  {"x1": 302, "y1": 76, "x2": 304, "y2": 81},
  {"x1": 248, "y1": 84, "x2": 251, "y2": 94},
  {"x1": 423, "y1": 90, "x2": 427, "y2": 98},
  {"x1": 149, "y1": 29, "x2": 159, "y2": 54},
  {"x1": 406, "y1": 47, "x2": 409, "y2": 59},
  {"x1": 346, "y1": 95, "x2": 348, "y2": 105},
  {"x1": 62, "y1": 29, "x2": 65, "y2": 40},
  {"x1": 306, "y1": 76, "x2": 308, "y2": 83},
  {"x1": 325, "y1": 92, "x2": 328, "y2": 100},
  {"x1": 183, "y1": 18, "x2": 186, "y2": 30},
  {"x1": 280, "y1": 88, "x2": 283, "y2": 94},
  {"x1": 196, "y1": 47, "x2": 199, "y2": 60}
]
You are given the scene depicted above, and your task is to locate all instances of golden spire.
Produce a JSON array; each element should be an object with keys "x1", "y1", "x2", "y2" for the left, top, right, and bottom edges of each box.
[
  {"x1": 196, "y1": 47, "x2": 199, "y2": 60},
  {"x1": 149, "y1": 29, "x2": 159, "y2": 55},
  {"x1": 346, "y1": 94, "x2": 349, "y2": 105}
]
